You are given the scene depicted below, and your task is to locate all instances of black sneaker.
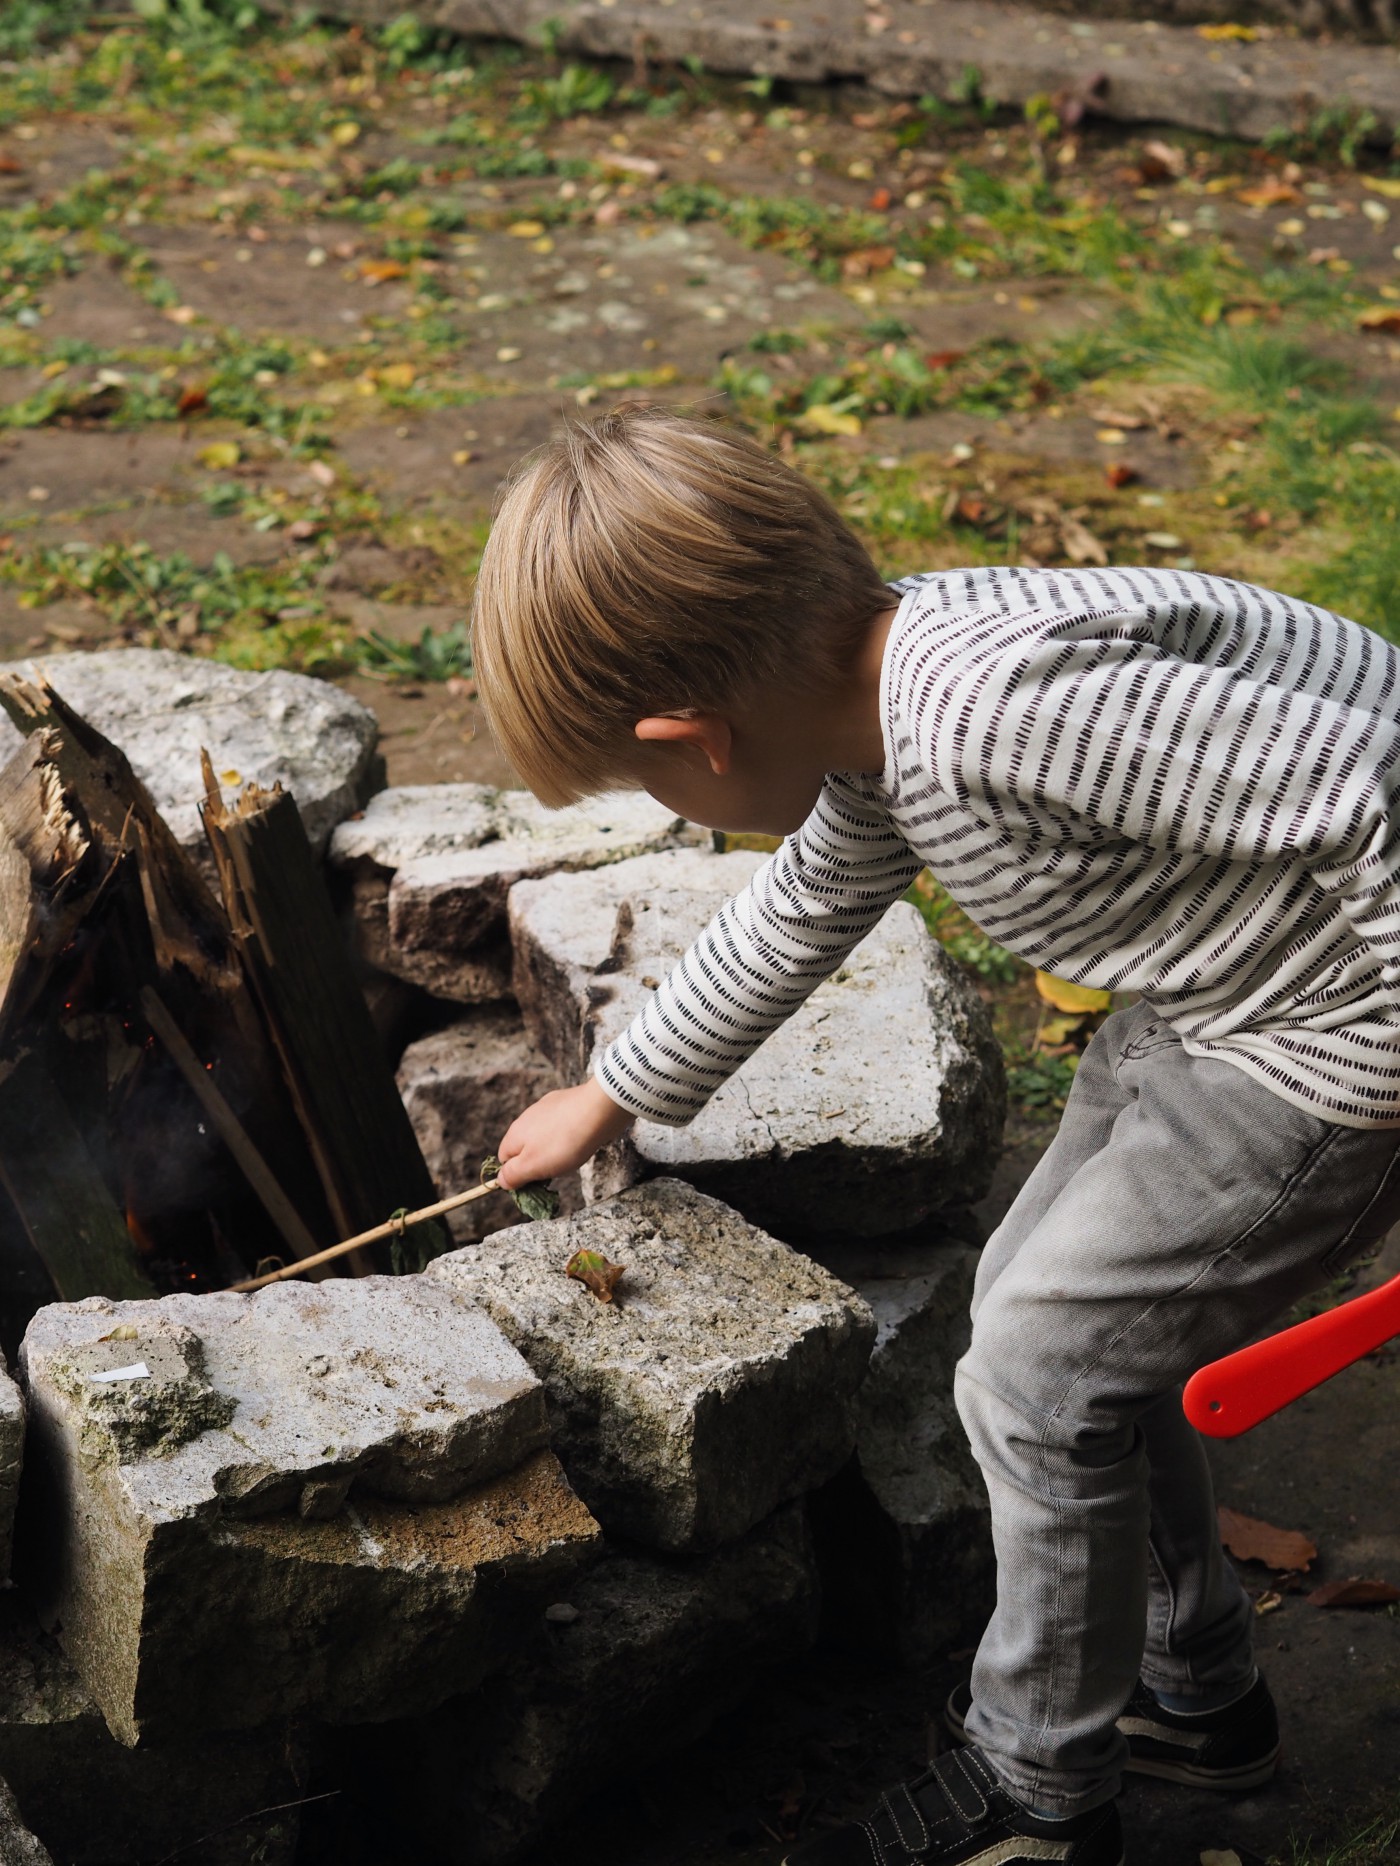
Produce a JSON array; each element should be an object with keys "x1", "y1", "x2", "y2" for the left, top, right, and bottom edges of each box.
[
  {"x1": 782, "y1": 1743, "x2": 1124, "y2": 1865},
  {"x1": 944, "y1": 1674, "x2": 1280, "y2": 1792}
]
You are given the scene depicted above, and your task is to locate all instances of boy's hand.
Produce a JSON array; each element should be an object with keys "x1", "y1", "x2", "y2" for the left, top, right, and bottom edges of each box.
[{"x1": 495, "y1": 1077, "x2": 635, "y2": 1190}]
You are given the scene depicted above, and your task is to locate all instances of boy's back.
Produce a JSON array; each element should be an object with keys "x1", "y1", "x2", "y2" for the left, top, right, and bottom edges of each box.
[{"x1": 599, "y1": 563, "x2": 1400, "y2": 1134}]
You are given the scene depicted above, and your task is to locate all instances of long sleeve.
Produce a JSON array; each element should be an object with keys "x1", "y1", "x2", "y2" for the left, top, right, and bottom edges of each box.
[
  {"x1": 593, "y1": 773, "x2": 922, "y2": 1126},
  {"x1": 932, "y1": 619, "x2": 1400, "y2": 983}
]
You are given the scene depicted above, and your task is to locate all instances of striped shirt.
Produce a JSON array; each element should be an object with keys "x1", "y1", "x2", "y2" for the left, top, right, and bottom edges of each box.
[{"x1": 594, "y1": 566, "x2": 1400, "y2": 1131}]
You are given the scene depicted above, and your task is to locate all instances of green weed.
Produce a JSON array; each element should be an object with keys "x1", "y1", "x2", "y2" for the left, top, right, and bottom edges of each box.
[{"x1": 355, "y1": 619, "x2": 473, "y2": 681}]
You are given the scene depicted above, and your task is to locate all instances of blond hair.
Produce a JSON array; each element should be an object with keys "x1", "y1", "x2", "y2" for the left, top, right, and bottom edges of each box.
[{"x1": 470, "y1": 405, "x2": 892, "y2": 808}]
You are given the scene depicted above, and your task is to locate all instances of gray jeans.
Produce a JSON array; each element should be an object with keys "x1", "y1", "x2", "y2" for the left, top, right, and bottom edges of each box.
[{"x1": 955, "y1": 999, "x2": 1400, "y2": 1816}]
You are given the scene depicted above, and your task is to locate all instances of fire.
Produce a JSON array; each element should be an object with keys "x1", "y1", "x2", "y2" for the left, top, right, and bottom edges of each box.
[{"x1": 124, "y1": 1208, "x2": 158, "y2": 1257}]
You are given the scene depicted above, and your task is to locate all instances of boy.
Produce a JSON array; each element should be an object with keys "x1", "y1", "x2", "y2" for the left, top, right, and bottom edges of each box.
[{"x1": 474, "y1": 406, "x2": 1400, "y2": 1866}]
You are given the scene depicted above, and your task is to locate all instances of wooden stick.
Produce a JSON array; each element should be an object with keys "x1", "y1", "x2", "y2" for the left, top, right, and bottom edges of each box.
[
  {"x1": 139, "y1": 985, "x2": 328, "y2": 1275},
  {"x1": 229, "y1": 1179, "x2": 508, "y2": 1291}
]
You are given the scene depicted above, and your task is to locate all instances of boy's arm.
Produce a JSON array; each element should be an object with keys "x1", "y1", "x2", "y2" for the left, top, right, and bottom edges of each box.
[
  {"x1": 593, "y1": 773, "x2": 924, "y2": 1126},
  {"x1": 935, "y1": 623, "x2": 1400, "y2": 981}
]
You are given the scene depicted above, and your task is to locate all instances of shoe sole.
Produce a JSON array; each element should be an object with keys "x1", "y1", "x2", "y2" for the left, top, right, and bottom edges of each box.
[{"x1": 943, "y1": 1709, "x2": 1279, "y2": 1793}]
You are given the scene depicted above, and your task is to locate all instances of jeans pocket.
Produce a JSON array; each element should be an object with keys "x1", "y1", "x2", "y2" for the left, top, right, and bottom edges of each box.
[
  {"x1": 1119, "y1": 1018, "x2": 1182, "y2": 1062},
  {"x1": 1319, "y1": 1137, "x2": 1400, "y2": 1278}
]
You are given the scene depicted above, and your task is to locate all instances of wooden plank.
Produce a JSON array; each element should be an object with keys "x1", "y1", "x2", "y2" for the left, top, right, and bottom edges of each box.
[
  {"x1": 138, "y1": 986, "x2": 331, "y2": 1278},
  {"x1": 0, "y1": 1051, "x2": 156, "y2": 1302},
  {"x1": 201, "y1": 768, "x2": 448, "y2": 1270}
]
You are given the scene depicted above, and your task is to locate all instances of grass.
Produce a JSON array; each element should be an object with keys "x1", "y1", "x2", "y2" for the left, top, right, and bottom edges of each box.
[{"x1": 1281, "y1": 1791, "x2": 1400, "y2": 1866}]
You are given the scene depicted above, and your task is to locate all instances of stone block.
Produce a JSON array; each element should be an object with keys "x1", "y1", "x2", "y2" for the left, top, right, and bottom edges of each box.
[
  {"x1": 0, "y1": 1358, "x2": 21, "y2": 1584},
  {"x1": 396, "y1": 1008, "x2": 583, "y2": 1243},
  {"x1": 0, "y1": 650, "x2": 380, "y2": 865},
  {"x1": 328, "y1": 784, "x2": 702, "y2": 1002},
  {"x1": 0, "y1": 1595, "x2": 303, "y2": 1866},
  {"x1": 345, "y1": 1503, "x2": 821, "y2": 1865},
  {"x1": 508, "y1": 847, "x2": 1006, "y2": 1239},
  {"x1": 0, "y1": 1778, "x2": 51, "y2": 1866},
  {"x1": 428, "y1": 1178, "x2": 875, "y2": 1552},
  {"x1": 18, "y1": 1278, "x2": 600, "y2": 1744},
  {"x1": 809, "y1": 1242, "x2": 994, "y2": 1665}
]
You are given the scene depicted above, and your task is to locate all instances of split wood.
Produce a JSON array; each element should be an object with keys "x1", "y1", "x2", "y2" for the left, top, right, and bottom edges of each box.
[{"x1": 229, "y1": 1180, "x2": 509, "y2": 1291}]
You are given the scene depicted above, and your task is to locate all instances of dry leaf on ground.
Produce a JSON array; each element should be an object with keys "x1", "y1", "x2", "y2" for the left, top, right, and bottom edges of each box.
[
  {"x1": 1036, "y1": 973, "x2": 1113, "y2": 1014},
  {"x1": 1218, "y1": 1505, "x2": 1317, "y2": 1572},
  {"x1": 1306, "y1": 1576, "x2": 1400, "y2": 1608},
  {"x1": 1061, "y1": 516, "x2": 1108, "y2": 567}
]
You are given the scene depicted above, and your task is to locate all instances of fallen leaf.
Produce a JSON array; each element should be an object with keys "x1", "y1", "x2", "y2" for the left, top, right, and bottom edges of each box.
[
  {"x1": 1358, "y1": 305, "x2": 1400, "y2": 334},
  {"x1": 802, "y1": 403, "x2": 863, "y2": 437},
  {"x1": 1218, "y1": 1505, "x2": 1316, "y2": 1572},
  {"x1": 1139, "y1": 139, "x2": 1186, "y2": 181},
  {"x1": 1039, "y1": 1013, "x2": 1089, "y2": 1046},
  {"x1": 566, "y1": 1247, "x2": 627, "y2": 1303},
  {"x1": 954, "y1": 494, "x2": 988, "y2": 525},
  {"x1": 0, "y1": 154, "x2": 25, "y2": 175},
  {"x1": 228, "y1": 144, "x2": 325, "y2": 170},
  {"x1": 507, "y1": 219, "x2": 547, "y2": 238},
  {"x1": 598, "y1": 152, "x2": 662, "y2": 181},
  {"x1": 1061, "y1": 516, "x2": 1108, "y2": 567},
  {"x1": 1236, "y1": 182, "x2": 1301, "y2": 208},
  {"x1": 197, "y1": 441, "x2": 241, "y2": 470},
  {"x1": 1036, "y1": 973, "x2": 1113, "y2": 1014},
  {"x1": 359, "y1": 259, "x2": 408, "y2": 284},
  {"x1": 306, "y1": 460, "x2": 336, "y2": 488},
  {"x1": 925, "y1": 349, "x2": 966, "y2": 370},
  {"x1": 377, "y1": 361, "x2": 416, "y2": 390},
  {"x1": 1363, "y1": 177, "x2": 1400, "y2": 200},
  {"x1": 869, "y1": 186, "x2": 892, "y2": 211},
  {"x1": 1198, "y1": 21, "x2": 1258, "y2": 38},
  {"x1": 1200, "y1": 1851, "x2": 1243, "y2": 1866},
  {"x1": 1096, "y1": 427, "x2": 1129, "y2": 445},
  {"x1": 840, "y1": 244, "x2": 895, "y2": 279},
  {"x1": 164, "y1": 305, "x2": 197, "y2": 325},
  {"x1": 1306, "y1": 1576, "x2": 1400, "y2": 1608},
  {"x1": 1088, "y1": 407, "x2": 1150, "y2": 430},
  {"x1": 1253, "y1": 1590, "x2": 1283, "y2": 1614},
  {"x1": 496, "y1": 346, "x2": 523, "y2": 364},
  {"x1": 329, "y1": 120, "x2": 361, "y2": 146},
  {"x1": 176, "y1": 383, "x2": 209, "y2": 415},
  {"x1": 1143, "y1": 530, "x2": 1184, "y2": 549},
  {"x1": 1105, "y1": 462, "x2": 1138, "y2": 488}
]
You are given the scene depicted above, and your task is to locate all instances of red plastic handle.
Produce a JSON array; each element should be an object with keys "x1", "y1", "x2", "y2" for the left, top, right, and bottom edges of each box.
[{"x1": 1183, "y1": 1271, "x2": 1400, "y2": 1438}]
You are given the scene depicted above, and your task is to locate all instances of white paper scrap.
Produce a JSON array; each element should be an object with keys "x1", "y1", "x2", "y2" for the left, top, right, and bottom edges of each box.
[{"x1": 89, "y1": 1362, "x2": 151, "y2": 1384}]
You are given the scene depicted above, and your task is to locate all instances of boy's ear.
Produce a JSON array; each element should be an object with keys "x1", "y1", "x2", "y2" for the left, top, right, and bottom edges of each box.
[{"x1": 633, "y1": 714, "x2": 733, "y2": 776}]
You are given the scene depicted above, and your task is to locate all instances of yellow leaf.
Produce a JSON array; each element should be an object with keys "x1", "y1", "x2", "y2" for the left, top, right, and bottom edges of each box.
[
  {"x1": 1035, "y1": 972, "x2": 1112, "y2": 1014},
  {"x1": 1197, "y1": 21, "x2": 1258, "y2": 39},
  {"x1": 801, "y1": 403, "x2": 863, "y2": 437},
  {"x1": 1363, "y1": 177, "x2": 1400, "y2": 200},
  {"x1": 228, "y1": 144, "x2": 325, "y2": 170},
  {"x1": 377, "y1": 361, "x2": 416, "y2": 390},
  {"x1": 507, "y1": 219, "x2": 547, "y2": 238},
  {"x1": 329, "y1": 121, "x2": 361, "y2": 147},
  {"x1": 1358, "y1": 305, "x2": 1400, "y2": 334},
  {"x1": 197, "y1": 441, "x2": 241, "y2": 470},
  {"x1": 1039, "y1": 1013, "x2": 1088, "y2": 1046}
]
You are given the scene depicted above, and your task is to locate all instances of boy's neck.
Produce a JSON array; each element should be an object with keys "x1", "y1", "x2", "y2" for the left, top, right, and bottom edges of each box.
[{"x1": 813, "y1": 601, "x2": 899, "y2": 779}]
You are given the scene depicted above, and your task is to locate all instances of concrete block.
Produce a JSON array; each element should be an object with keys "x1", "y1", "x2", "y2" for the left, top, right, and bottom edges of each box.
[
  {"x1": 428, "y1": 1178, "x2": 876, "y2": 1552},
  {"x1": 809, "y1": 1242, "x2": 994, "y2": 1664},
  {"x1": 0, "y1": 650, "x2": 380, "y2": 866},
  {"x1": 328, "y1": 784, "x2": 702, "y2": 1002},
  {"x1": 508, "y1": 847, "x2": 1006, "y2": 1239},
  {"x1": 346, "y1": 1503, "x2": 821, "y2": 1865},
  {"x1": 0, "y1": 1357, "x2": 22, "y2": 1584},
  {"x1": 17, "y1": 1279, "x2": 600, "y2": 1743},
  {"x1": 0, "y1": 1594, "x2": 304, "y2": 1866},
  {"x1": 396, "y1": 1008, "x2": 583, "y2": 1243},
  {"x1": 0, "y1": 1778, "x2": 51, "y2": 1866}
]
